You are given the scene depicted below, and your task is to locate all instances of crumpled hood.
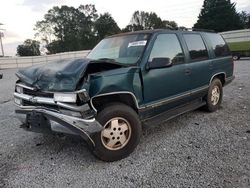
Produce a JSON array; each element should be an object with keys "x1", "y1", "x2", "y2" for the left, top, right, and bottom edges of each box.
[
  {"x1": 16, "y1": 58, "x2": 125, "y2": 92},
  {"x1": 16, "y1": 58, "x2": 123, "y2": 92}
]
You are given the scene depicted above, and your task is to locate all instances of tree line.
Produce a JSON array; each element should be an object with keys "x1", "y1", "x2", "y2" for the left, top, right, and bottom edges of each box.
[{"x1": 17, "y1": 0, "x2": 250, "y2": 56}]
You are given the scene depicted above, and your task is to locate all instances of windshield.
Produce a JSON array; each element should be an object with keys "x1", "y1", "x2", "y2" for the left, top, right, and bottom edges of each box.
[{"x1": 87, "y1": 33, "x2": 150, "y2": 65}]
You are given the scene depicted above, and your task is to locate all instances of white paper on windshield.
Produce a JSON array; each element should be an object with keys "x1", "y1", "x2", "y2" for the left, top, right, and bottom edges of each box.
[{"x1": 128, "y1": 40, "x2": 147, "y2": 48}]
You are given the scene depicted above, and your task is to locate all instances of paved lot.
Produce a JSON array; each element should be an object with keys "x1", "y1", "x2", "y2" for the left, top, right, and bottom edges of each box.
[{"x1": 0, "y1": 60, "x2": 249, "y2": 188}]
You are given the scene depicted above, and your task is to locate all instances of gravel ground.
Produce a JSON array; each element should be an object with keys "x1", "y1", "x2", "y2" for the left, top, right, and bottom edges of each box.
[{"x1": 0, "y1": 60, "x2": 249, "y2": 188}]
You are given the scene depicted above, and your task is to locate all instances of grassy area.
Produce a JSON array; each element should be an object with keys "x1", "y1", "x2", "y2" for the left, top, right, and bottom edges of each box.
[{"x1": 227, "y1": 41, "x2": 250, "y2": 52}]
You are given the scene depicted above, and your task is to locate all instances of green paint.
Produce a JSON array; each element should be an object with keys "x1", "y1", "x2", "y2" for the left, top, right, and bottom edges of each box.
[
  {"x1": 16, "y1": 30, "x2": 234, "y2": 120},
  {"x1": 227, "y1": 41, "x2": 250, "y2": 51}
]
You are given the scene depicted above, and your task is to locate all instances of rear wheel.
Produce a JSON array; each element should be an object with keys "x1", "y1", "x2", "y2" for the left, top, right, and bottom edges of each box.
[
  {"x1": 204, "y1": 78, "x2": 223, "y2": 112},
  {"x1": 232, "y1": 55, "x2": 240, "y2": 61},
  {"x1": 91, "y1": 103, "x2": 141, "y2": 162}
]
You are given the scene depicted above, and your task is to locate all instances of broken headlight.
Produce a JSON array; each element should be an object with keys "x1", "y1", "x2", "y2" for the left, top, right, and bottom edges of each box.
[
  {"x1": 54, "y1": 93, "x2": 77, "y2": 103},
  {"x1": 16, "y1": 85, "x2": 23, "y2": 93},
  {"x1": 78, "y1": 90, "x2": 90, "y2": 103},
  {"x1": 53, "y1": 90, "x2": 89, "y2": 103}
]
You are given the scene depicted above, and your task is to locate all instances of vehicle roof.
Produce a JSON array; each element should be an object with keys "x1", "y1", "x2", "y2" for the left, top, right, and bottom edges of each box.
[{"x1": 107, "y1": 29, "x2": 216, "y2": 38}]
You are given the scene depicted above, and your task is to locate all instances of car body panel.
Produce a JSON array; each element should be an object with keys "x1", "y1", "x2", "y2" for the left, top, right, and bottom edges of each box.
[
  {"x1": 16, "y1": 58, "x2": 91, "y2": 92},
  {"x1": 16, "y1": 58, "x2": 126, "y2": 92},
  {"x1": 14, "y1": 29, "x2": 235, "y2": 143},
  {"x1": 88, "y1": 67, "x2": 143, "y2": 105}
]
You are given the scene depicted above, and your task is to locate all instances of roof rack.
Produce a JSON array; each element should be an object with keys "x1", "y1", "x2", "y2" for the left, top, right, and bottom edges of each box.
[
  {"x1": 190, "y1": 28, "x2": 215, "y2": 33},
  {"x1": 177, "y1": 27, "x2": 215, "y2": 32}
]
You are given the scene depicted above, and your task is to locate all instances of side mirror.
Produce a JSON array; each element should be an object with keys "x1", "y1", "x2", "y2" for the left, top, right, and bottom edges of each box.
[{"x1": 147, "y1": 58, "x2": 172, "y2": 69}]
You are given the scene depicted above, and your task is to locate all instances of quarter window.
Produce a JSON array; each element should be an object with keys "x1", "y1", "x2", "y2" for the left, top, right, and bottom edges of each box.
[
  {"x1": 149, "y1": 34, "x2": 184, "y2": 64},
  {"x1": 205, "y1": 33, "x2": 230, "y2": 57},
  {"x1": 183, "y1": 34, "x2": 209, "y2": 61}
]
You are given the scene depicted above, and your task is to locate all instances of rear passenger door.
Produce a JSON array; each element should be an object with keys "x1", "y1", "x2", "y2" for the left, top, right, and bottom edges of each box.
[
  {"x1": 182, "y1": 33, "x2": 212, "y2": 92},
  {"x1": 204, "y1": 33, "x2": 233, "y2": 78}
]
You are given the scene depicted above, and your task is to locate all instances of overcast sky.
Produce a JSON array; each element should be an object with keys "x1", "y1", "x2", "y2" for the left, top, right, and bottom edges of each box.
[{"x1": 0, "y1": 0, "x2": 249, "y2": 56}]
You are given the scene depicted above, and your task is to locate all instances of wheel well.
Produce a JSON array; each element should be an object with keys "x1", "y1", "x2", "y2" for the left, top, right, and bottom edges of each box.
[
  {"x1": 91, "y1": 93, "x2": 138, "y2": 113},
  {"x1": 212, "y1": 73, "x2": 225, "y2": 86}
]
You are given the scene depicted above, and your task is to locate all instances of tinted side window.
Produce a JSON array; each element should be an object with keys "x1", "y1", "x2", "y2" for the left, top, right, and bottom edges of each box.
[
  {"x1": 183, "y1": 34, "x2": 209, "y2": 61},
  {"x1": 205, "y1": 33, "x2": 230, "y2": 57},
  {"x1": 149, "y1": 34, "x2": 184, "y2": 64}
]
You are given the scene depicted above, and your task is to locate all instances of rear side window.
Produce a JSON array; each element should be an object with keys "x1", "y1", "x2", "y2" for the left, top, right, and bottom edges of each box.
[
  {"x1": 205, "y1": 33, "x2": 230, "y2": 57},
  {"x1": 183, "y1": 34, "x2": 209, "y2": 61},
  {"x1": 149, "y1": 34, "x2": 184, "y2": 64}
]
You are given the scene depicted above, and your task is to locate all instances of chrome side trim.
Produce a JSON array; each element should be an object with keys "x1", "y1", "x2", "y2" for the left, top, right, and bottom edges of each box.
[
  {"x1": 144, "y1": 85, "x2": 208, "y2": 109},
  {"x1": 90, "y1": 86, "x2": 209, "y2": 112},
  {"x1": 90, "y1": 91, "x2": 141, "y2": 112},
  {"x1": 190, "y1": 85, "x2": 208, "y2": 95},
  {"x1": 209, "y1": 72, "x2": 226, "y2": 84},
  {"x1": 145, "y1": 92, "x2": 190, "y2": 108}
]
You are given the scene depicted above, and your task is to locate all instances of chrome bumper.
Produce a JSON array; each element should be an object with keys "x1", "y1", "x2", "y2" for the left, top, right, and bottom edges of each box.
[
  {"x1": 14, "y1": 92, "x2": 90, "y2": 112},
  {"x1": 16, "y1": 107, "x2": 103, "y2": 147},
  {"x1": 14, "y1": 90, "x2": 102, "y2": 147}
]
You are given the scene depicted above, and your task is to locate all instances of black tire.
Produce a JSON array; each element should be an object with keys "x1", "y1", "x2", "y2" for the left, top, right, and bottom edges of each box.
[
  {"x1": 91, "y1": 103, "x2": 141, "y2": 162},
  {"x1": 204, "y1": 78, "x2": 223, "y2": 112}
]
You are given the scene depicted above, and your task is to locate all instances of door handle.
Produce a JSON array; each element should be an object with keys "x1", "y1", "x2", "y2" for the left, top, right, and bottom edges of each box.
[{"x1": 185, "y1": 68, "x2": 191, "y2": 75}]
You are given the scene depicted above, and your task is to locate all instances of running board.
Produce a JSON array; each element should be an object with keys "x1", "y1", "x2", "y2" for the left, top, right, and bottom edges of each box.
[{"x1": 143, "y1": 99, "x2": 205, "y2": 126}]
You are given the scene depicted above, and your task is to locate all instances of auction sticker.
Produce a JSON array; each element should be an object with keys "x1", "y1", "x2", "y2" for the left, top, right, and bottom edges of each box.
[{"x1": 128, "y1": 40, "x2": 147, "y2": 48}]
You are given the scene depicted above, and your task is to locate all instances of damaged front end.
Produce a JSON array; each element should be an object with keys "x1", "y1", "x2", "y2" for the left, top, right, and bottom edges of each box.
[
  {"x1": 13, "y1": 58, "x2": 125, "y2": 147},
  {"x1": 14, "y1": 56, "x2": 137, "y2": 147},
  {"x1": 14, "y1": 82, "x2": 103, "y2": 147}
]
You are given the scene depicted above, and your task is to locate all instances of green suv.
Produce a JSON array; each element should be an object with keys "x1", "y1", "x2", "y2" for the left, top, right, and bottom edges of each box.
[{"x1": 14, "y1": 29, "x2": 234, "y2": 161}]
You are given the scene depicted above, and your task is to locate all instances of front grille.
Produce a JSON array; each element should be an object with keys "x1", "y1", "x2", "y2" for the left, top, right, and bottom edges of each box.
[
  {"x1": 23, "y1": 100, "x2": 59, "y2": 110},
  {"x1": 16, "y1": 83, "x2": 56, "y2": 109},
  {"x1": 23, "y1": 88, "x2": 53, "y2": 98}
]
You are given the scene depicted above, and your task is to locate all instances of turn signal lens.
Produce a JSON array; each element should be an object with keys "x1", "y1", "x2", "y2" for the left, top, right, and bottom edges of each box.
[{"x1": 54, "y1": 93, "x2": 77, "y2": 103}]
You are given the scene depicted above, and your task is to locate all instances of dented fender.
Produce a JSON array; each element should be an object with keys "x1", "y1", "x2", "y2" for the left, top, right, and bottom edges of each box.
[{"x1": 88, "y1": 67, "x2": 143, "y2": 106}]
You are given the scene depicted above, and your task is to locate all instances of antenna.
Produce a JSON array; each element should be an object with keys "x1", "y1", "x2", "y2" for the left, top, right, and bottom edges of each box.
[{"x1": 0, "y1": 23, "x2": 5, "y2": 57}]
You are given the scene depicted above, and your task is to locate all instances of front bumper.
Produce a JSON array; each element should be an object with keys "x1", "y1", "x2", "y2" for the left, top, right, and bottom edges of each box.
[
  {"x1": 14, "y1": 84, "x2": 103, "y2": 147},
  {"x1": 16, "y1": 107, "x2": 102, "y2": 147}
]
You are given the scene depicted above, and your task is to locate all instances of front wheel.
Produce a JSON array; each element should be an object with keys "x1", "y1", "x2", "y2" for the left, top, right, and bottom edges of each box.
[
  {"x1": 204, "y1": 78, "x2": 223, "y2": 112},
  {"x1": 91, "y1": 103, "x2": 141, "y2": 162}
]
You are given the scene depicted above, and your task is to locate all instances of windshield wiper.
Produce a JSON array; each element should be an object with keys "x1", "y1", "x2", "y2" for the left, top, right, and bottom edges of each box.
[
  {"x1": 92, "y1": 58, "x2": 131, "y2": 67},
  {"x1": 94, "y1": 58, "x2": 126, "y2": 66},
  {"x1": 97, "y1": 58, "x2": 116, "y2": 62}
]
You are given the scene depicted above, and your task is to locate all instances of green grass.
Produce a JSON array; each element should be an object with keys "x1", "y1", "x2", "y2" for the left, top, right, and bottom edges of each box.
[{"x1": 227, "y1": 41, "x2": 250, "y2": 51}]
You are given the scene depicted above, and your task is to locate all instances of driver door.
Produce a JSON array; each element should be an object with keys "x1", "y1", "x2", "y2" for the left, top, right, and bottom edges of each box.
[{"x1": 142, "y1": 33, "x2": 191, "y2": 110}]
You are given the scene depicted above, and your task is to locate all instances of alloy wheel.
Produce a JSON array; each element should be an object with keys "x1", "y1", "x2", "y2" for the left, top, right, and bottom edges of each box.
[
  {"x1": 101, "y1": 117, "x2": 132, "y2": 151},
  {"x1": 211, "y1": 85, "x2": 220, "y2": 105}
]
